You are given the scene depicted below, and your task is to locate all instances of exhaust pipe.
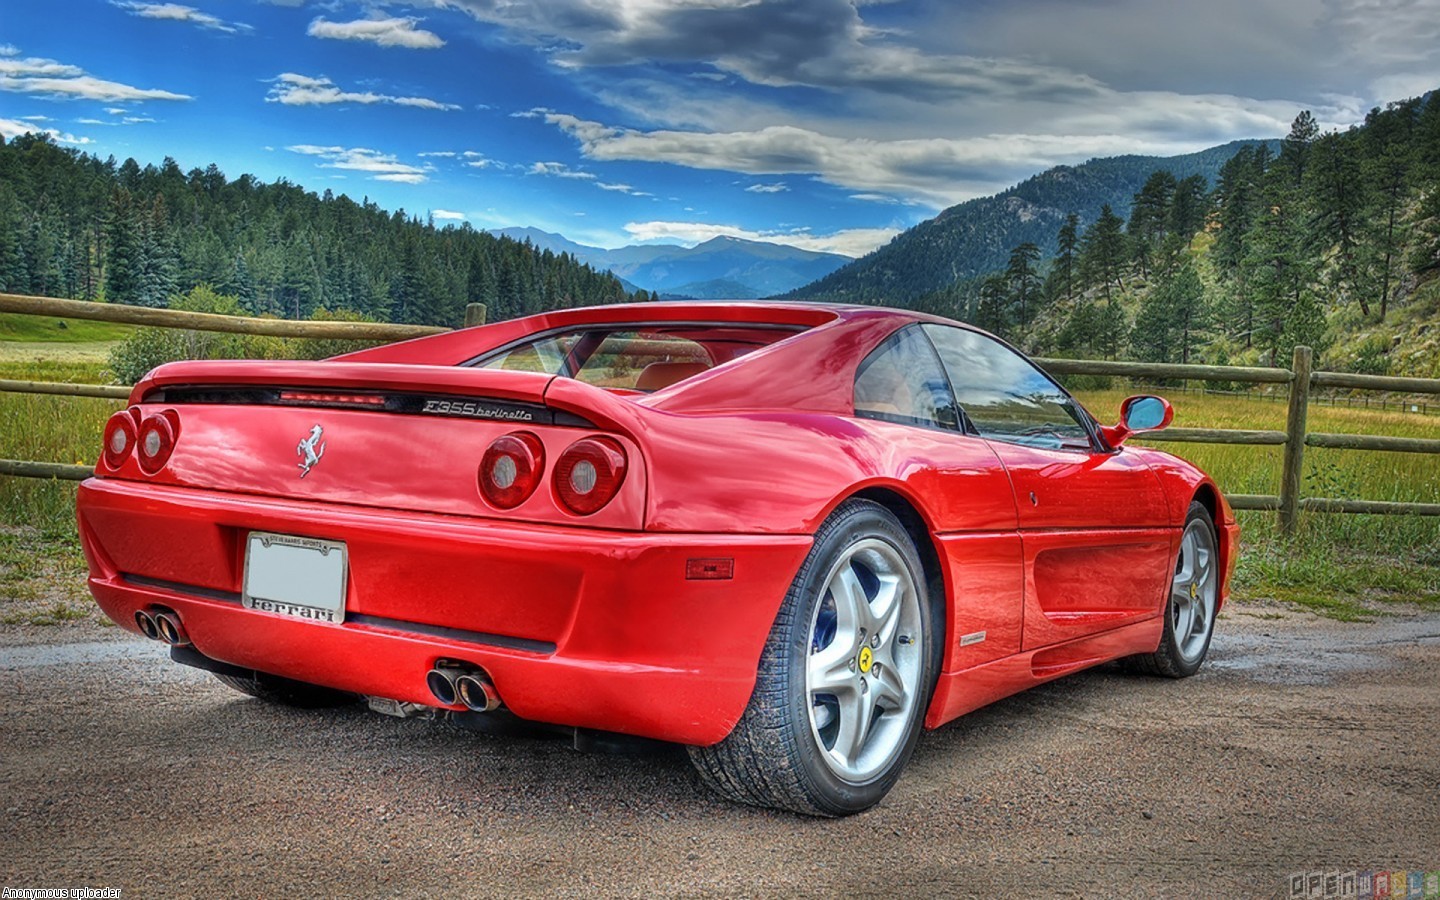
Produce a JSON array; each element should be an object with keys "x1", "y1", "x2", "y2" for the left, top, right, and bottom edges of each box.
[
  {"x1": 425, "y1": 665, "x2": 463, "y2": 706},
  {"x1": 135, "y1": 609, "x2": 160, "y2": 640},
  {"x1": 456, "y1": 673, "x2": 502, "y2": 713},
  {"x1": 152, "y1": 609, "x2": 189, "y2": 646}
]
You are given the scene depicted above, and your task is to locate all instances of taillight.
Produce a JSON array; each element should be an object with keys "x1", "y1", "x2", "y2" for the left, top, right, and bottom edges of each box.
[
  {"x1": 478, "y1": 432, "x2": 545, "y2": 509},
  {"x1": 101, "y1": 408, "x2": 141, "y2": 470},
  {"x1": 136, "y1": 412, "x2": 179, "y2": 474},
  {"x1": 554, "y1": 437, "x2": 627, "y2": 516}
]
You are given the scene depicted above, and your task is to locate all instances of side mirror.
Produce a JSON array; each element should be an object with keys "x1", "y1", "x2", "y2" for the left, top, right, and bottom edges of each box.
[{"x1": 1101, "y1": 395, "x2": 1173, "y2": 448}]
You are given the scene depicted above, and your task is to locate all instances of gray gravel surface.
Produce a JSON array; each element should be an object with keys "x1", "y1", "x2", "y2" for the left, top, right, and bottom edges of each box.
[{"x1": 2, "y1": 602, "x2": 1437, "y2": 898}]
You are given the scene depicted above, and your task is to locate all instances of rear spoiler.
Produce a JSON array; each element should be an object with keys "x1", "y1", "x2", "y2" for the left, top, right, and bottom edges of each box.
[{"x1": 132, "y1": 359, "x2": 651, "y2": 437}]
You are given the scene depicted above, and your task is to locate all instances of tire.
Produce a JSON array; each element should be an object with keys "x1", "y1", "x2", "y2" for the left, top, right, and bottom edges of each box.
[
  {"x1": 1122, "y1": 501, "x2": 1219, "y2": 678},
  {"x1": 688, "y1": 499, "x2": 941, "y2": 816},
  {"x1": 213, "y1": 671, "x2": 357, "y2": 709}
]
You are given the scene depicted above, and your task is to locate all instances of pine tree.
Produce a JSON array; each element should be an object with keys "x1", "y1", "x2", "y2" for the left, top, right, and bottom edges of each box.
[
  {"x1": 1127, "y1": 172, "x2": 1175, "y2": 278},
  {"x1": 1307, "y1": 131, "x2": 1372, "y2": 317},
  {"x1": 104, "y1": 187, "x2": 143, "y2": 305},
  {"x1": 1363, "y1": 99, "x2": 1420, "y2": 319},
  {"x1": 1278, "y1": 111, "x2": 1320, "y2": 188},
  {"x1": 1046, "y1": 213, "x2": 1080, "y2": 303},
  {"x1": 1080, "y1": 204, "x2": 1127, "y2": 302},
  {"x1": 974, "y1": 274, "x2": 1011, "y2": 337},
  {"x1": 1168, "y1": 175, "x2": 1209, "y2": 240},
  {"x1": 1131, "y1": 263, "x2": 1207, "y2": 364},
  {"x1": 1244, "y1": 167, "x2": 1320, "y2": 364},
  {"x1": 1005, "y1": 242, "x2": 1042, "y2": 332}
]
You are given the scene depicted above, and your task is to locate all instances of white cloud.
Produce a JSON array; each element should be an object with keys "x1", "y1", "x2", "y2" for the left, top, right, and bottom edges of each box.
[
  {"x1": 0, "y1": 57, "x2": 84, "y2": 78},
  {"x1": 432, "y1": 209, "x2": 466, "y2": 220},
  {"x1": 418, "y1": 150, "x2": 457, "y2": 157},
  {"x1": 425, "y1": 0, "x2": 1100, "y2": 104},
  {"x1": 744, "y1": 182, "x2": 788, "y2": 193},
  {"x1": 286, "y1": 144, "x2": 432, "y2": 183},
  {"x1": 266, "y1": 73, "x2": 457, "y2": 110},
  {"x1": 418, "y1": 0, "x2": 1434, "y2": 212},
  {"x1": 623, "y1": 221, "x2": 896, "y2": 258},
  {"x1": 0, "y1": 116, "x2": 93, "y2": 145},
  {"x1": 74, "y1": 114, "x2": 156, "y2": 127},
  {"x1": 110, "y1": 2, "x2": 252, "y2": 34},
  {"x1": 307, "y1": 17, "x2": 445, "y2": 49},
  {"x1": 597, "y1": 181, "x2": 653, "y2": 196},
  {"x1": 535, "y1": 109, "x2": 1317, "y2": 207},
  {"x1": 528, "y1": 161, "x2": 596, "y2": 179},
  {"x1": 1, "y1": 50, "x2": 191, "y2": 103},
  {"x1": 1, "y1": 73, "x2": 191, "y2": 102}
]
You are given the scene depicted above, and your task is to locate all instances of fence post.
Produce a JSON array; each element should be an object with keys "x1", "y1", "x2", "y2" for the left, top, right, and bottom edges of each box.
[
  {"x1": 1279, "y1": 345, "x2": 1313, "y2": 534},
  {"x1": 464, "y1": 303, "x2": 488, "y2": 328}
]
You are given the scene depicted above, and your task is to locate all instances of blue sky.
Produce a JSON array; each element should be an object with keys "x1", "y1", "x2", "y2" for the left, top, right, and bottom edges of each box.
[{"x1": 3, "y1": 0, "x2": 1439, "y2": 257}]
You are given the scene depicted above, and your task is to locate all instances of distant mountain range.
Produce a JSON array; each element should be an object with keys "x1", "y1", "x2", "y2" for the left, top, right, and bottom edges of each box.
[
  {"x1": 493, "y1": 227, "x2": 851, "y2": 298},
  {"x1": 788, "y1": 139, "x2": 1280, "y2": 304}
]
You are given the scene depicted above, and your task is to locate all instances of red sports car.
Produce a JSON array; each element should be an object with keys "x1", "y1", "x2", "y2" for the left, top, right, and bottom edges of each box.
[{"x1": 78, "y1": 301, "x2": 1237, "y2": 816}]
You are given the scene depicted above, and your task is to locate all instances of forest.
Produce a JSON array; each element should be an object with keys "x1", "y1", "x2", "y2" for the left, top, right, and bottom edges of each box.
[
  {"x1": 914, "y1": 92, "x2": 1440, "y2": 373},
  {"x1": 0, "y1": 134, "x2": 633, "y2": 327}
]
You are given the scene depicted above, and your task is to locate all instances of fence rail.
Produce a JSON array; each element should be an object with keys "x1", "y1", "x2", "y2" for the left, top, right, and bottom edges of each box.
[{"x1": 2, "y1": 293, "x2": 1437, "y2": 530}]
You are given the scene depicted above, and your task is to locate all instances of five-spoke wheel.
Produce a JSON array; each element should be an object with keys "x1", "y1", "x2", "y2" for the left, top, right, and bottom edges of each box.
[
  {"x1": 1123, "y1": 500, "x2": 1219, "y2": 678},
  {"x1": 689, "y1": 499, "x2": 939, "y2": 816},
  {"x1": 806, "y1": 538, "x2": 923, "y2": 784}
]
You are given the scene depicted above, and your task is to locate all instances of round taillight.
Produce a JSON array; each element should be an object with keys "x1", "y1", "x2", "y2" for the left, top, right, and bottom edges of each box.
[
  {"x1": 101, "y1": 409, "x2": 140, "y2": 470},
  {"x1": 478, "y1": 432, "x2": 545, "y2": 509},
  {"x1": 137, "y1": 414, "x2": 177, "y2": 474},
  {"x1": 554, "y1": 437, "x2": 627, "y2": 516}
]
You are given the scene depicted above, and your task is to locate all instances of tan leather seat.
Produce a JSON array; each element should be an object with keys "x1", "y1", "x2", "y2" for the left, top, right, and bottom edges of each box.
[{"x1": 636, "y1": 361, "x2": 711, "y2": 391}]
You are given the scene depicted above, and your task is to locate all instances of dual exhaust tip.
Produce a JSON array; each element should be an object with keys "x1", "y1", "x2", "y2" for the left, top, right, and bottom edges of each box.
[
  {"x1": 135, "y1": 607, "x2": 188, "y2": 646},
  {"x1": 426, "y1": 663, "x2": 502, "y2": 713}
]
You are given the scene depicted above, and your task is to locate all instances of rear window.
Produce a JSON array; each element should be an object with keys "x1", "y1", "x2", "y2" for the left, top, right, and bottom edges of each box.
[{"x1": 472, "y1": 324, "x2": 803, "y2": 392}]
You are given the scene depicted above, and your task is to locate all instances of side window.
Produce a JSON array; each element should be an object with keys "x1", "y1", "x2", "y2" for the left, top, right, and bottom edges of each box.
[
  {"x1": 922, "y1": 324, "x2": 1092, "y2": 450},
  {"x1": 854, "y1": 325, "x2": 959, "y2": 431}
]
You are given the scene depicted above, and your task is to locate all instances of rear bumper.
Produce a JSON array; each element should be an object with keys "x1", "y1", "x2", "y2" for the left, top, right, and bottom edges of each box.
[{"x1": 77, "y1": 478, "x2": 811, "y2": 745}]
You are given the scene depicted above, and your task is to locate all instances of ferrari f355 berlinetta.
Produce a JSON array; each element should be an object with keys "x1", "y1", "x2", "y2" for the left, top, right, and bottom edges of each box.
[{"x1": 79, "y1": 301, "x2": 1236, "y2": 815}]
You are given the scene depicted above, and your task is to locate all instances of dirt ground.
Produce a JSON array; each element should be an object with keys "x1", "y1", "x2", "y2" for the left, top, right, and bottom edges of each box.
[{"x1": 1, "y1": 599, "x2": 1437, "y2": 899}]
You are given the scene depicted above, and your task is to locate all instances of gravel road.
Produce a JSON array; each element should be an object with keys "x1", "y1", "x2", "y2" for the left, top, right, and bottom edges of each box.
[{"x1": 1, "y1": 602, "x2": 1437, "y2": 898}]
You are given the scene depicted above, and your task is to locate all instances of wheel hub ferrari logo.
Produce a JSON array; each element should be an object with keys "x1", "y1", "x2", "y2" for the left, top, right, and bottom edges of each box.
[
  {"x1": 857, "y1": 646, "x2": 873, "y2": 674},
  {"x1": 1189, "y1": 582, "x2": 1198, "y2": 600},
  {"x1": 296, "y1": 424, "x2": 326, "y2": 479}
]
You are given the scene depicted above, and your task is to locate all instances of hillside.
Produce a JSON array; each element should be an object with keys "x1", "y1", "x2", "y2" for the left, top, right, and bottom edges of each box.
[
  {"x1": 495, "y1": 227, "x2": 849, "y2": 297},
  {"x1": 0, "y1": 135, "x2": 632, "y2": 327},
  {"x1": 901, "y1": 93, "x2": 1440, "y2": 379},
  {"x1": 789, "y1": 141, "x2": 1276, "y2": 304}
]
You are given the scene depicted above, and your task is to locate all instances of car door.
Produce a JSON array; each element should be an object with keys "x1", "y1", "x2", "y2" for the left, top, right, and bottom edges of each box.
[
  {"x1": 921, "y1": 325, "x2": 1174, "y2": 651},
  {"x1": 852, "y1": 325, "x2": 1024, "y2": 672}
]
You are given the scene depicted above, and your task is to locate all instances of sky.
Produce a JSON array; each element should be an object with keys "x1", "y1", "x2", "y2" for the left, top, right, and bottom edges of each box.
[{"x1": 2, "y1": 0, "x2": 1439, "y2": 258}]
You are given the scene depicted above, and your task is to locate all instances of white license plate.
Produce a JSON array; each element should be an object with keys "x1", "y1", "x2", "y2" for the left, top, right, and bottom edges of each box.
[{"x1": 242, "y1": 532, "x2": 348, "y2": 624}]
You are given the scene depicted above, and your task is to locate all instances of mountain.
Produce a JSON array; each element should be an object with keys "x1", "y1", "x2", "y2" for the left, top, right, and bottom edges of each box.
[
  {"x1": 788, "y1": 140, "x2": 1279, "y2": 304},
  {"x1": 494, "y1": 228, "x2": 850, "y2": 297}
]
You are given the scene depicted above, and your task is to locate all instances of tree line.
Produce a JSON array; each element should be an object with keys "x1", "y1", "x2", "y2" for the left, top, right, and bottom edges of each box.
[
  {"x1": 917, "y1": 91, "x2": 1440, "y2": 368},
  {"x1": 0, "y1": 134, "x2": 634, "y2": 327}
]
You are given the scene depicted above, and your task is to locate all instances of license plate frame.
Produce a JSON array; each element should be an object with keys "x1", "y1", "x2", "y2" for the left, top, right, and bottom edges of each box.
[{"x1": 242, "y1": 532, "x2": 348, "y2": 625}]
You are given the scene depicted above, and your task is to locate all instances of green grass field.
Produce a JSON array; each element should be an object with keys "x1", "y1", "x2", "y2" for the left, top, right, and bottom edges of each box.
[
  {"x1": 1, "y1": 354, "x2": 1436, "y2": 621},
  {"x1": 0, "y1": 312, "x2": 136, "y2": 345}
]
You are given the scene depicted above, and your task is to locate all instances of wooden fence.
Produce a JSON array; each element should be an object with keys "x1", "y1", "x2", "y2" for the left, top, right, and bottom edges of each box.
[{"x1": 2, "y1": 292, "x2": 1438, "y2": 532}]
